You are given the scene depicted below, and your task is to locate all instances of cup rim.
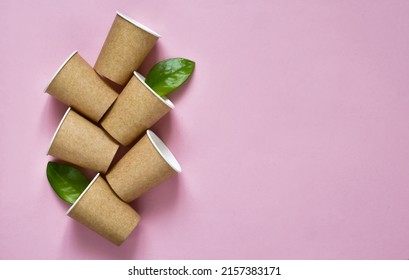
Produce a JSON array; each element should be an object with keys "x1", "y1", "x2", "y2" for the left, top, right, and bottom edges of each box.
[
  {"x1": 147, "y1": 130, "x2": 182, "y2": 173},
  {"x1": 116, "y1": 12, "x2": 161, "y2": 38},
  {"x1": 133, "y1": 72, "x2": 175, "y2": 109},
  {"x1": 44, "y1": 50, "x2": 78, "y2": 93},
  {"x1": 46, "y1": 107, "x2": 72, "y2": 155},
  {"x1": 66, "y1": 173, "x2": 100, "y2": 216}
]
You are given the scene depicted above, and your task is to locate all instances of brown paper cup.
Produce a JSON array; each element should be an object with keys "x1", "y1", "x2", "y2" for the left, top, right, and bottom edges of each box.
[
  {"x1": 44, "y1": 51, "x2": 118, "y2": 122},
  {"x1": 47, "y1": 108, "x2": 119, "y2": 173},
  {"x1": 101, "y1": 72, "x2": 174, "y2": 146},
  {"x1": 67, "y1": 174, "x2": 140, "y2": 246},
  {"x1": 106, "y1": 130, "x2": 181, "y2": 202},
  {"x1": 94, "y1": 12, "x2": 160, "y2": 86}
]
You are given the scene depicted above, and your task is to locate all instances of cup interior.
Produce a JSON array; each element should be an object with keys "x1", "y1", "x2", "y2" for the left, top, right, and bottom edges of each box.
[
  {"x1": 116, "y1": 12, "x2": 161, "y2": 38},
  {"x1": 133, "y1": 72, "x2": 174, "y2": 109},
  {"x1": 44, "y1": 50, "x2": 78, "y2": 92},
  {"x1": 66, "y1": 173, "x2": 100, "y2": 215},
  {"x1": 147, "y1": 130, "x2": 182, "y2": 173},
  {"x1": 46, "y1": 107, "x2": 71, "y2": 155}
]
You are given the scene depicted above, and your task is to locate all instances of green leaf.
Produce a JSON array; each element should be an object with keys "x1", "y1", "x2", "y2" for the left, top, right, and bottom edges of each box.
[
  {"x1": 145, "y1": 58, "x2": 195, "y2": 97},
  {"x1": 46, "y1": 162, "x2": 90, "y2": 204}
]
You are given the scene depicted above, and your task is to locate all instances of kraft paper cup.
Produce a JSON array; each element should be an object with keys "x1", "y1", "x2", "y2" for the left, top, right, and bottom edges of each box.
[
  {"x1": 44, "y1": 51, "x2": 118, "y2": 122},
  {"x1": 101, "y1": 72, "x2": 174, "y2": 146},
  {"x1": 67, "y1": 174, "x2": 140, "y2": 246},
  {"x1": 47, "y1": 108, "x2": 119, "y2": 173},
  {"x1": 94, "y1": 12, "x2": 160, "y2": 86},
  {"x1": 106, "y1": 130, "x2": 181, "y2": 202}
]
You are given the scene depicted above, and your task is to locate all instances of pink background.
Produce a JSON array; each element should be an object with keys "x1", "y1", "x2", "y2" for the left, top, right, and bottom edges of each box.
[{"x1": 1, "y1": 0, "x2": 409, "y2": 259}]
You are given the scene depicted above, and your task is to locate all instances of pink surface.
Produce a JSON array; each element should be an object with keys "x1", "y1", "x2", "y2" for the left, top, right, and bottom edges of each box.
[{"x1": 1, "y1": 0, "x2": 409, "y2": 259}]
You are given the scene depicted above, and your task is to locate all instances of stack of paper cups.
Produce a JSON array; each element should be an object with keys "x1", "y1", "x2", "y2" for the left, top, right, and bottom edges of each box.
[{"x1": 45, "y1": 12, "x2": 183, "y2": 246}]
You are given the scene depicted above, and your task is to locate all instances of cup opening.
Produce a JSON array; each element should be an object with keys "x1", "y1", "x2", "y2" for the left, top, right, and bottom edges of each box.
[
  {"x1": 133, "y1": 72, "x2": 174, "y2": 109},
  {"x1": 66, "y1": 173, "x2": 100, "y2": 215},
  {"x1": 147, "y1": 130, "x2": 182, "y2": 173},
  {"x1": 116, "y1": 12, "x2": 161, "y2": 38},
  {"x1": 46, "y1": 107, "x2": 72, "y2": 155},
  {"x1": 44, "y1": 50, "x2": 78, "y2": 93}
]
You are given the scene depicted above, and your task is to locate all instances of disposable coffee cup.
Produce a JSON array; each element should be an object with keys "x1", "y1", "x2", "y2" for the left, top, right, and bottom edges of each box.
[
  {"x1": 67, "y1": 174, "x2": 140, "y2": 246},
  {"x1": 47, "y1": 108, "x2": 119, "y2": 173},
  {"x1": 101, "y1": 72, "x2": 174, "y2": 146},
  {"x1": 44, "y1": 51, "x2": 118, "y2": 122},
  {"x1": 106, "y1": 130, "x2": 181, "y2": 202},
  {"x1": 94, "y1": 12, "x2": 160, "y2": 86}
]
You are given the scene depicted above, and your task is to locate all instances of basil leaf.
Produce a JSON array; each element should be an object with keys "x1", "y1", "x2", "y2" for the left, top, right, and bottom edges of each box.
[
  {"x1": 46, "y1": 162, "x2": 90, "y2": 204},
  {"x1": 145, "y1": 58, "x2": 195, "y2": 96}
]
